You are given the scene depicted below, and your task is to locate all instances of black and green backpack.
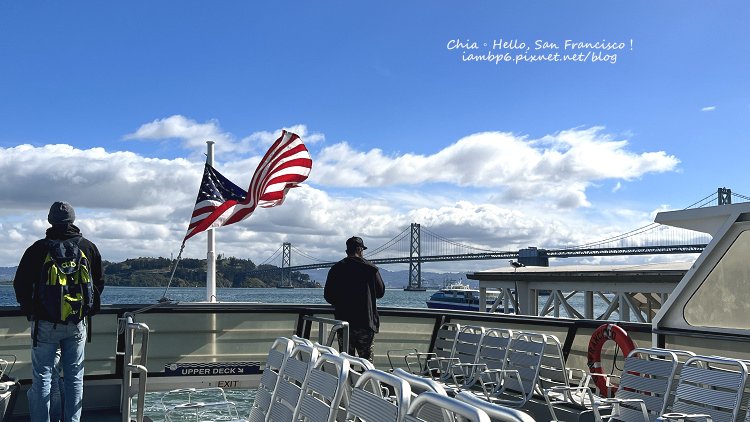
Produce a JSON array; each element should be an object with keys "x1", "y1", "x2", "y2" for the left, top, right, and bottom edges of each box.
[{"x1": 36, "y1": 237, "x2": 95, "y2": 324}]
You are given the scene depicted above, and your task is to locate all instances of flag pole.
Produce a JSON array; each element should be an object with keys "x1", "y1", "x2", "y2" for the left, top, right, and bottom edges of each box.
[{"x1": 206, "y1": 140, "x2": 217, "y2": 302}]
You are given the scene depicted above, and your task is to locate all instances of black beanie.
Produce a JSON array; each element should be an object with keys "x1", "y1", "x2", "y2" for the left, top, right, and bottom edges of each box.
[{"x1": 48, "y1": 201, "x2": 76, "y2": 225}]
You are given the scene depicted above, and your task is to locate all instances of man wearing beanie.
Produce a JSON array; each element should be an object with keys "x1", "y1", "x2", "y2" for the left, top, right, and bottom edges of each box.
[
  {"x1": 13, "y1": 201, "x2": 104, "y2": 422},
  {"x1": 324, "y1": 236, "x2": 385, "y2": 362}
]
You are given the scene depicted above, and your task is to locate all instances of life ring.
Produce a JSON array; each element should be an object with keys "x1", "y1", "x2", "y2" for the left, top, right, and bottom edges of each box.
[{"x1": 586, "y1": 323, "x2": 636, "y2": 397}]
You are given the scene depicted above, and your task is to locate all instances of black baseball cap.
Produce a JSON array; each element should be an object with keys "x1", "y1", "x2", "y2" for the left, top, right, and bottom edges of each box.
[{"x1": 346, "y1": 236, "x2": 367, "y2": 250}]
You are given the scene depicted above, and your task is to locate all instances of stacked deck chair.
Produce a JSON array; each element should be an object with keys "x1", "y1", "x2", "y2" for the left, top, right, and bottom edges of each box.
[
  {"x1": 388, "y1": 322, "x2": 461, "y2": 376},
  {"x1": 538, "y1": 333, "x2": 599, "y2": 421},
  {"x1": 393, "y1": 368, "x2": 449, "y2": 422},
  {"x1": 293, "y1": 352, "x2": 350, "y2": 422},
  {"x1": 405, "y1": 391, "x2": 491, "y2": 422},
  {"x1": 345, "y1": 369, "x2": 411, "y2": 422},
  {"x1": 475, "y1": 331, "x2": 547, "y2": 409},
  {"x1": 589, "y1": 348, "x2": 695, "y2": 422},
  {"x1": 267, "y1": 343, "x2": 319, "y2": 422},
  {"x1": 449, "y1": 327, "x2": 514, "y2": 394},
  {"x1": 456, "y1": 391, "x2": 537, "y2": 422},
  {"x1": 248, "y1": 337, "x2": 295, "y2": 422},
  {"x1": 337, "y1": 353, "x2": 375, "y2": 422},
  {"x1": 429, "y1": 325, "x2": 485, "y2": 387},
  {"x1": 657, "y1": 355, "x2": 748, "y2": 422}
]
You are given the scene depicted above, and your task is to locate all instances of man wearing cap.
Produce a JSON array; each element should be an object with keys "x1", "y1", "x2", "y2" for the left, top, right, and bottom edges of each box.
[
  {"x1": 324, "y1": 236, "x2": 385, "y2": 362},
  {"x1": 14, "y1": 201, "x2": 104, "y2": 422}
]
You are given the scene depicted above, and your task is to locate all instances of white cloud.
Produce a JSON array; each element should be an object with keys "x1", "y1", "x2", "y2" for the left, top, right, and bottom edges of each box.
[
  {"x1": 0, "y1": 119, "x2": 681, "y2": 273},
  {"x1": 701, "y1": 106, "x2": 716, "y2": 112},
  {"x1": 124, "y1": 115, "x2": 325, "y2": 159},
  {"x1": 312, "y1": 127, "x2": 679, "y2": 209}
]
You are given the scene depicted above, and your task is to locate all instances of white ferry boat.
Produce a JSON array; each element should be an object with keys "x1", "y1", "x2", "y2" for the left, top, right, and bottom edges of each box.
[
  {"x1": 1, "y1": 201, "x2": 749, "y2": 421},
  {"x1": 425, "y1": 281, "x2": 504, "y2": 312}
]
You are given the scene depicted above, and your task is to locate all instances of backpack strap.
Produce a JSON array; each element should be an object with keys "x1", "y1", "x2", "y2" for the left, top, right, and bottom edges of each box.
[{"x1": 32, "y1": 319, "x2": 38, "y2": 348}]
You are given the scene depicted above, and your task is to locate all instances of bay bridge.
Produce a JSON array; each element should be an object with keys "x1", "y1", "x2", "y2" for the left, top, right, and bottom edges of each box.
[{"x1": 256, "y1": 188, "x2": 745, "y2": 289}]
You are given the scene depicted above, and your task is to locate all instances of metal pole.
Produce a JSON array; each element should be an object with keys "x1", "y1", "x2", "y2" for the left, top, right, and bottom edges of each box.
[{"x1": 206, "y1": 141, "x2": 217, "y2": 302}]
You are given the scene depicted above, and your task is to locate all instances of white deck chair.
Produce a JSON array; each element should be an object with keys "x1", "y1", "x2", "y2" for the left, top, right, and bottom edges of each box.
[
  {"x1": 338, "y1": 353, "x2": 376, "y2": 422},
  {"x1": 429, "y1": 325, "x2": 485, "y2": 385},
  {"x1": 405, "y1": 391, "x2": 491, "y2": 422},
  {"x1": 293, "y1": 352, "x2": 350, "y2": 422},
  {"x1": 456, "y1": 391, "x2": 537, "y2": 422},
  {"x1": 394, "y1": 368, "x2": 449, "y2": 422},
  {"x1": 590, "y1": 348, "x2": 695, "y2": 422},
  {"x1": 346, "y1": 369, "x2": 411, "y2": 422},
  {"x1": 248, "y1": 337, "x2": 295, "y2": 422},
  {"x1": 267, "y1": 343, "x2": 319, "y2": 422},
  {"x1": 477, "y1": 331, "x2": 547, "y2": 408},
  {"x1": 450, "y1": 327, "x2": 514, "y2": 393},
  {"x1": 388, "y1": 322, "x2": 461, "y2": 375},
  {"x1": 657, "y1": 355, "x2": 748, "y2": 422}
]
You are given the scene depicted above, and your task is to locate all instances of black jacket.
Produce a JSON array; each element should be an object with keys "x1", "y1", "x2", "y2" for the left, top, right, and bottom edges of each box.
[
  {"x1": 324, "y1": 256, "x2": 385, "y2": 332},
  {"x1": 14, "y1": 224, "x2": 105, "y2": 321}
]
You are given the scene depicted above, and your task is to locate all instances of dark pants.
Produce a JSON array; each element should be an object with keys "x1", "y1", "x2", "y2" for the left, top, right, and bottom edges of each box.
[{"x1": 338, "y1": 328, "x2": 375, "y2": 362}]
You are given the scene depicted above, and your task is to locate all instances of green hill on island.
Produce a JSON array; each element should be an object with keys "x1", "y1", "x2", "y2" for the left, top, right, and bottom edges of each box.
[{"x1": 104, "y1": 255, "x2": 317, "y2": 288}]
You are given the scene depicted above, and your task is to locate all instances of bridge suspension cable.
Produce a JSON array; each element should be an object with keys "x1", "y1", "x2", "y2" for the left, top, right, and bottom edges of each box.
[
  {"x1": 421, "y1": 227, "x2": 498, "y2": 254},
  {"x1": 289, "y1": 245, "x2": 329, "y2": 263},
  {"x1": 364, "y1": 226, "x2": 411, "y2": 258},
  {"x1": 258, "y1": 245, "x2": 283, "y2": 266}
]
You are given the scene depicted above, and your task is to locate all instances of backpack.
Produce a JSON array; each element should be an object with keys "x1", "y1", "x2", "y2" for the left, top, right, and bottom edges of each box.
[{"x1": 36, "y1": 237, "x2": 95, "y2": 324}]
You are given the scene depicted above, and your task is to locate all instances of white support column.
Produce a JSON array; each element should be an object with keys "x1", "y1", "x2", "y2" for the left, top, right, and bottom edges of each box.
[
  {"x1": 206, "y1": 141, "x2": 217, "y2": 303},
  {"x1": 584, "y1": 291, "x2": 594, "y2": 319}
]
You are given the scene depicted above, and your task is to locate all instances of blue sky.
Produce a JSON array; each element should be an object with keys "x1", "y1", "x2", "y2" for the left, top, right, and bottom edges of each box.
[{"x1": 0, "y1": 1, "x2": 748, "y2": 271}]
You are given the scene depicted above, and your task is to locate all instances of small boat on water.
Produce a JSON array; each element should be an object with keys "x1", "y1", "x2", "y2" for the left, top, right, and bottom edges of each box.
[{"x1": 426, "y1": 281, "x2": 504, "y2": 311}]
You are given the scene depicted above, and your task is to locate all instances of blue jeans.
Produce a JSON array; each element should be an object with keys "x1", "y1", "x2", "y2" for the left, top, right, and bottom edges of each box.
[{"x1": 28, "y1": 320, "x2": 86, "y2": 422}]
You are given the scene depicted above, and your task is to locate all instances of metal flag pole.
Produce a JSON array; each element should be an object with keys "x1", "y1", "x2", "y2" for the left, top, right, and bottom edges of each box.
[{"x1": 206, "y1": 140, "x2": 217, "y2": 302}]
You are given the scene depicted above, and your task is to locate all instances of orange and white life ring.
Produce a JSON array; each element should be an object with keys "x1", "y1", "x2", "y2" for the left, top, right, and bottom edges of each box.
[{"x1": 586, "y1": 323, "x2": 636, "y2": 397}]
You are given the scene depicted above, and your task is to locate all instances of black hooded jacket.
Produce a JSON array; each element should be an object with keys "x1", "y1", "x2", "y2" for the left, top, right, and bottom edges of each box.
[
  {"x1": 324, "y1": 255, "x2": 385, "y2": 332},
  {"x1": 13, "y1": 224, "x2": 105, "y2": 321}
]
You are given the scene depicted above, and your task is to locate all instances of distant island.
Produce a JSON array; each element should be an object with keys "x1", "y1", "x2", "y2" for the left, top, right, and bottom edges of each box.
[
  {"x1": 0, "y1": 257, "x2": 473, "y2": 289},
  {"x1": 0, "y1": 256, "x2": 319, "y2": 289}
]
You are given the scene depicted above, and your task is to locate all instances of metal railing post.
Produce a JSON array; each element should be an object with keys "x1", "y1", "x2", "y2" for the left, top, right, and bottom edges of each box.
[{"x1": 120, "y1": 313, "x2": 150, "y2": 422}]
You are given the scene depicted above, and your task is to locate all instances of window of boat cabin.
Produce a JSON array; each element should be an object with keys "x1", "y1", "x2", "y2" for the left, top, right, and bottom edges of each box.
[{"x1": 684, "y1": 229, "x2": 750, "y2": 329}]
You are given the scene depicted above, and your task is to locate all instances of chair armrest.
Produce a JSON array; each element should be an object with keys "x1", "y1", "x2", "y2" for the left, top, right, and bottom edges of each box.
[
  {"x1": 479, "y1": 369, "x2": 524, "y2": 400},
  {"x1": 596, "y1": 397, "x2": 649, "y2": 422},
  {"x1": 658, "y1": 413, "x2": 713, "y2": 422},
  {"x1": 567, "y1": 367, "x2": 592, "y2": 389},
  {"x1": 385, "y1": 349, "x2": 419, "y2": 372},
  {"x1": 428, "y1": 357, "x2": 459, "y2": 371},
  {"x1": 450, "y1": 363, "x2": 488, "y2": 388},
  {"x1": 544, "y1": 385, "x2": 597, "y2": 408}
]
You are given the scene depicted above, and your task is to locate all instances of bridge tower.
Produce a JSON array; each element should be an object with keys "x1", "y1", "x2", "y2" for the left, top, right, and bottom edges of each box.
[
  {"x1": 404, "y1": 223, "x2": 425, "y2": 291},
  {"x1": 718, "y1": 187, "x2": 732, "y2": 205},
  {"x1": 280, "y1": 242, "x2": 292, "y2": 288}
]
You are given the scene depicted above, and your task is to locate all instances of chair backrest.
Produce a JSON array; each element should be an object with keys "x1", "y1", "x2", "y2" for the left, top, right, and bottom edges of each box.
[
  {"x1": 293, "y1": 352, "x2": 350, "y2": 422},
  {"x1": 452, "y1": 325, "x2": 485, "y2": 368},
  {"x1": 491, "y1": 331, "x2": 546, "y2": 407},
  {"x1": 405, "y1": 392, "x2": 491, "y2": 422},
  {"x1": 535, "y1": 333, "x2": 570, "y2": 395},
  {"x1": 611, "y1": 348, "x2": 691, "y2": 422},
  {"x1": 267, "y1": 343, "x2": 319, "y2": 422},
  {"x1": 338, "y1": 353, "x2": 376, "y2": 421},
  {"x1": 432, "y1": 323, "x2": 461, "y2": 361},
  {"x1": 478, "y1": 328, "x2": 515, "y2": 374},
  {"x1": 666, "y1": 355, "x2": 748, "y2": 422},
  {"x1": 455, "y1": 391, "x2": 537, "y2": 422},
  {"x1": 394, "y1": 368, "x2": 449, "y2": 422},
  {"x1": 346, "y1": 369, "x2": 411, "y2": 422},
  {"x1": 315, "y1": 342, "x2": 340, "y2": 357},
  {"x1": 248, "y1": 337, "x2": 294, "y2": 422}
]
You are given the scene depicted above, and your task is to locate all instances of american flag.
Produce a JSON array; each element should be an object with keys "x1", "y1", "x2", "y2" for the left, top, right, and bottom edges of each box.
[{"x1": 184, "y1": 130, "x2": 313, "y2": 241}]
